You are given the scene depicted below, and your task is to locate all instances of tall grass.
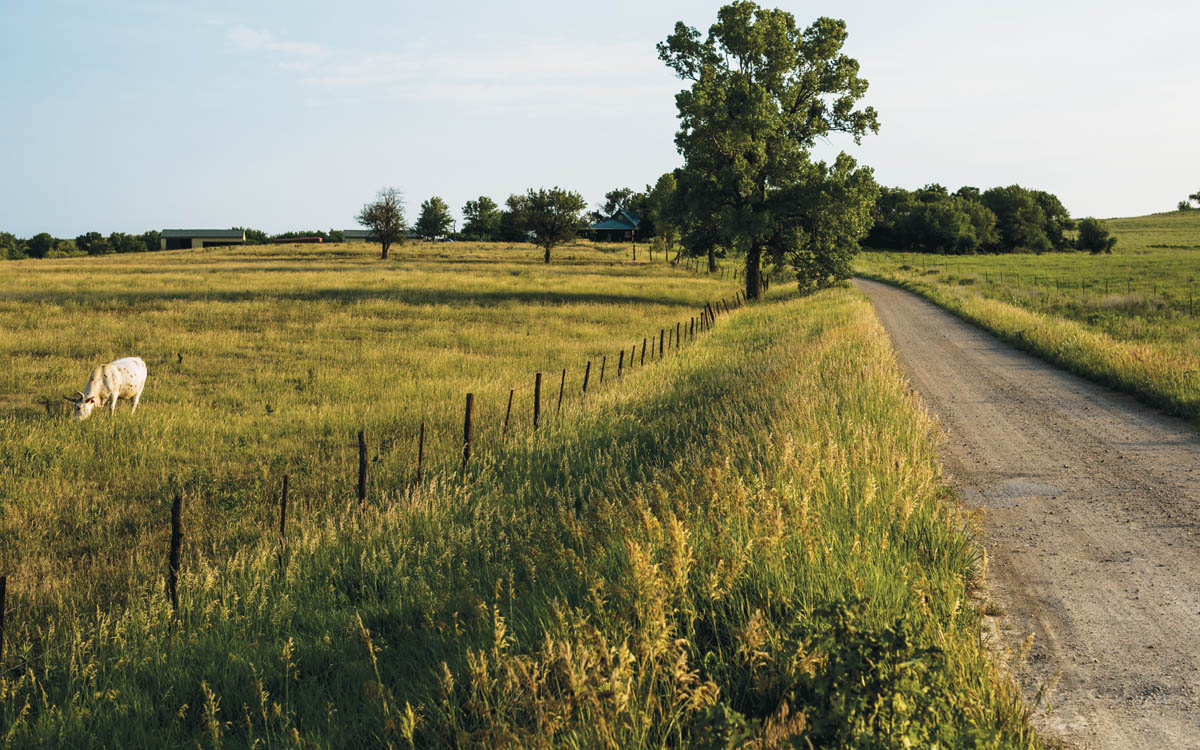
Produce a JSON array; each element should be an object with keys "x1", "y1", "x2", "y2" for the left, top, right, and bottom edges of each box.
[{"x1": 0, "y1": 245, "x2": 1038, "y2": 747}]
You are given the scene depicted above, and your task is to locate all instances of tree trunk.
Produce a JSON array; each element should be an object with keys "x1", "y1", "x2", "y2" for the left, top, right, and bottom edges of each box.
[
  {"x1": 380, "y1": 240, "x2": 390, "y2": 260},
  {"x1": 544, "y1": 246, "x2": 551, "y2": 263},
  {"x1": 707, "y1": 246, "x2": 717, "y2": 273},
  {"x1": 745, "y1": 242, "x2": 762, "y2": 300}
]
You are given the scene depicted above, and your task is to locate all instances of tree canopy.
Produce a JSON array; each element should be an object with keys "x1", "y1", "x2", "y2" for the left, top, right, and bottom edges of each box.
[
  {"x1": 462, "y1": 196, "x2": 501, "y2": 240},
  {"x1": 659, "y1": 2, "x2": 880, "y2": 297},
  {"x1": 415, "y1": 196, "x2": 454, "y2": 239},
  {"x1": 356, "y1": 187, "x2": 406, "y2": 260},
  {"x1": 514, "y1": 187, "x2": 586, "y2": 263}
]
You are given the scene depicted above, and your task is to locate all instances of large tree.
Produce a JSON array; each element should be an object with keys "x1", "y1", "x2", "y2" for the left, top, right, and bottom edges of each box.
[
  {"x1": 645, "y1": 172, "x2": 680, "y2": 257},
  {"x1": 659, "y1": 3, "x2": 879, "y2": 299},
  {"x1": 356, "y1": 187, "x2": 406, "y2": 260},
  {"x1": 516, "y1": 187, "x2": 586, "y2": 263},
  {"x1": 415, "y1": 196, "x2": 454, "y2": 239},
  {"x1": 462, "y1": 196, "x2": 501, "y2": 240}
]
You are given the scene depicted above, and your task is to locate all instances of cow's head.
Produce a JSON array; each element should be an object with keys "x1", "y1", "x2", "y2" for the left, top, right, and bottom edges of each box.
[{"x1": 64, "y1": 391, "x2": 96, "y2": 420}]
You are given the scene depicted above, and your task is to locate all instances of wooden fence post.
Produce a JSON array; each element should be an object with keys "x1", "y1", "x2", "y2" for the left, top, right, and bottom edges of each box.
[
  {"x1": 600, "y1": 356, "x2": 606, "y2": 384},
  {"x1": 416, "y1": 422, "x2": 425, "y2": 486},
  {"x1": 279, "y1": 474, "x2": 289, "y2": 553},
  {"x1": 503, "y1": 389, "x2": 514, "y2": 435},
  {"x1": 583, "y1": 360, "x2": 591, "y2": 393},
  {"x1": 0, "y1": 574, "x2": 6, "y2": 661},
  {"x1": 618, "y1": 350, "x2": 624, "y2": 378},
  {"x1": 659, "y1": 329, "x2": 665, "y2": 358},
  {"x1": 641, "y1": 338, "x2": 647, "y2": 366},
  {"x1": 357, "y1": 430, "x2": 368, "y2": 502},
  {"x1": 557, "y1": 368, "x2": 565, "y2": 413},
  {"x1": 167, "y1": 494, "x2": 184, "y2": 614},
  {"x1": 676, "y1": 322, "x2": 680, "y2": 349},
  {"x1": 690, "y1": 317, "x2": 695, "y2": 339},
  {"x1": 463, "y1": 394, "x2": 474, "y2": 466},
  {"x1": 533, "y1": 374, "x2": 542, "y2": 429}
]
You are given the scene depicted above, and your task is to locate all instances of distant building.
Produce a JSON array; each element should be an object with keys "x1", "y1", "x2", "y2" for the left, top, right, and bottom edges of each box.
[
  {"x1": 345, "y1": 229, "x2": 424, "y2": 243},
  {"x1": 160, "y1": 229, "x2": 246, "y2": 250},
  {"x1": 585, "y1": 209, "x2": 641, "y2": 242}
]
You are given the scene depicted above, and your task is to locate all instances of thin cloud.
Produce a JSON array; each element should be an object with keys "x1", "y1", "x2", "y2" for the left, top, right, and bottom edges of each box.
[{"x1": 226, "y1": 25, "x2": 328, "y2": 57}]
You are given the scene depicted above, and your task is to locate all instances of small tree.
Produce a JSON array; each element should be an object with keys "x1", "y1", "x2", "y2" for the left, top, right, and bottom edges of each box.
[
  {"x1": 416, "y1": 196, "x2": 454, "y2": 239},
  {"x1": 356, "y1": 187, "x2": 406, "y2": 260},
  {"x1": 1076, "y1": 217, "x2": 1117, "y2": 254},
  {"x1": 462, "y1": 196, "x2": 501, "y2": 240},
  {"x1": 646, "y1": 172, "x2": 679, "y2": 258},
  {"x1": 518, "y1": 187, "x2": 586, "y2": 263}
]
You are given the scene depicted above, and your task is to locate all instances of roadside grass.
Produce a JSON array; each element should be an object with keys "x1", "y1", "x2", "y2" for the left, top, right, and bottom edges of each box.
[
  {"x1": 1, "y1": 271, "x2": 1040, "y2": 747},
  {"x1": 856, "y1": 211, "x2": 1200, "y2": 420}
]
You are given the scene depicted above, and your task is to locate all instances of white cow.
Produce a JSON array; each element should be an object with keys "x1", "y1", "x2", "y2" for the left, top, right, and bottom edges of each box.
[{"x1": 65, "y1": 357, "x2": 148, "y2": 420}]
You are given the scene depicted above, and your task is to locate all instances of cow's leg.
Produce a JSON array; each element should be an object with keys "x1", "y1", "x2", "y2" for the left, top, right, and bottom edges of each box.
[
  {"x1": 109, "y1": 393, "x2": 118, "y2": 416},
  {"x1": 131, "y1": 390, "x2": 142, "y2": 414}
]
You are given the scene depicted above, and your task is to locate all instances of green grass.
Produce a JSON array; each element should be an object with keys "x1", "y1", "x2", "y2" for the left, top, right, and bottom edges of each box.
[
  {"x1": 856, "y1": 211, "x2": 1200, "y2": 420},
  {"x1": 1, "y1": 243, "x2": 1038, "y2": 747}
]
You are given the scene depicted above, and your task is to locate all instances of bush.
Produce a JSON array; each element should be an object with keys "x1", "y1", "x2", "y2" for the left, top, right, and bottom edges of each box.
[{"x1": 1076, "y1": 217, "x2": 1117, "y2": 254}]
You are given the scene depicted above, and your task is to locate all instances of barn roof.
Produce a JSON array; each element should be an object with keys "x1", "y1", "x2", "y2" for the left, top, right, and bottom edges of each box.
[
  {"x1": 161, "y1": 229, "x2": 246, "y2": 238},
  {"x1": 589, "y1": 209, "x2": 641, "y2": 232},
  {"x1": 343, "y1": 229, "x2": 373, "y2": 238}
]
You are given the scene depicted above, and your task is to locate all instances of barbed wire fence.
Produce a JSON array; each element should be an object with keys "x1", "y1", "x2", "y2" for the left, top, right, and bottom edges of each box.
[{"x1": 1, "y1": 269, "x2": 755, "y2": 677}]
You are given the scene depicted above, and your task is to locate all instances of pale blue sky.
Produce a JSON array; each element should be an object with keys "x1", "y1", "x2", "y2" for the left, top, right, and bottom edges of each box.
[{"x1": 1, "y1": 0, "x2": 1195, "y2": 237}]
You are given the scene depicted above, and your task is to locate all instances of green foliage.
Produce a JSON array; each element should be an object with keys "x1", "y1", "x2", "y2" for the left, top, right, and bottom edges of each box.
[
  {"x1": 415, "y1": 196, "x2": 454, "y2": 239},
  {"x1": 776, "y1": 153, "x2": 879, "y2": 289},
  {"x1": 981, "y1": 185, "x2": 1071, "y2": 253},
  {"x1": 1075, "y1": 217, "x2": 1117, "y2": 254},
  {"x1": 462, "y1": 195, "x2": 501, "y2": 240},
  {"x1": 26, "y1": 232, "x2": 57, "y2": 258},
  {"x1": 513, "y1": 186, "x2": 587, "y2": 262},
  {"x1": 0, "y1": 231, "x2": 24, "y2": 259},
  {"x1": 356, "y1": 187, "x2": 406, "y2": 259},
  {"x1": 660, "y1": 2, "x2": 879, "y2": 297},
  {"x1": 109, "y1": 232, "x2": 145, "y2": 254},
  {"x1": 140, "y1": 229, "x2": 161, "y2": 252},
  {"x1": 231, "y1": 226, "x2": 270, "y2": 244},
  {"x1": 645, "y1": 173, "x2": 679, "y2": 254},
  {"x1": 75, "y1": 231, "x2": 113, "y2": 255}
]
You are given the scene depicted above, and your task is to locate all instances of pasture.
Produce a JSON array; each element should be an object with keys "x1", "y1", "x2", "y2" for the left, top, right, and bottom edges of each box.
[
  {"x1": 856, "y1": 211, "x2": 1200, "y2": 419},
  {"x1": 0, "y1": 244, "x2": 1037, "y2": 747}
]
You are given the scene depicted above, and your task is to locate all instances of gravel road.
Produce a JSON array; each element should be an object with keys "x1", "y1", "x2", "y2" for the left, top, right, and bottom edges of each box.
[{"x1": 854, "y1": 278, "x2": 1200, "y2": 749}]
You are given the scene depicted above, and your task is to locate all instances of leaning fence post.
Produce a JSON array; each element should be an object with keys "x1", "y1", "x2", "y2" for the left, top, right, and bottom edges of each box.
[
  {"x1": 600, "y1": 356, "x2": 606, "y2": 384},
  {"x1": 415, "y1": 422, "x2": 426, "y2": 488},
  {"x1": 167, "y1": 494, "x2": 184, "y2": 615},
  {"x1": 583, "y1": 360, "x2": 591, "y2": 393},
  {"x1": 0, "y1": 574, "x2": 6, "y2": 661},
  {"x1": 503, "y1": 389, "x2": 514, "y2": 435},
  {"x1": 463, "y1": 394, "x2": 474, "y2": 466},
  {"x1": 279, "y1": 474, "x2": 289, "y2": 554},
  {"x1": 557, "y1": 368, "x2": 566, "y2": 413},
  {"x1": 533, "y1": 374, "x2": 542, "y2": 429},
  {"x1": 641, "y1": 338, "x2": 647, "y2": 366},
  {"x1": 357, "y1": 430, "x2": 368, "y2": 502}
]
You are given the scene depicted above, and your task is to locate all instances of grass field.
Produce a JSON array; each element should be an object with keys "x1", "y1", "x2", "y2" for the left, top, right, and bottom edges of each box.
[
  {"x1": 0, "y1": 243, "x2": 1038, "y2": 747},
  {"x1": 856, "y1": 211, "x2": 1200, "y2": 419}
]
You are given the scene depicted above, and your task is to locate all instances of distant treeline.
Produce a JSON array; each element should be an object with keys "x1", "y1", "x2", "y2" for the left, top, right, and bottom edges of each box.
[
  {"x1": 864, "y1": 184, "x2": 1084, "y2": 254},
  {"x1": 0, "y1": 228, "x2": 347, "y2": 260}
]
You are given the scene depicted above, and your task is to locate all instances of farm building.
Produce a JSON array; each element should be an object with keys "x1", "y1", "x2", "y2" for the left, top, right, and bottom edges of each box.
[
  {"x1": 343, "y1": 229, "x2": 374, "y2": 243},
  {"x1": 160, "y1": 229, "x2": 246, "y2": 250},
  {"x1": 585, "y1": 209, "x2": 641, "y2": 242}
]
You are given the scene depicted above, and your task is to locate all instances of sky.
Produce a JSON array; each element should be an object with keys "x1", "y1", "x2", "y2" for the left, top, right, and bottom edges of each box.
[{"x1": 1, "y1": 0, "x2": 1196, "y2": 237}]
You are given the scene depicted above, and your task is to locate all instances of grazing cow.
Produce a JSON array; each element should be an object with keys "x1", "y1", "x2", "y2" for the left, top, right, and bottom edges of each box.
[{"x1": 65, "y1": 357, "x2": 148, "y2": 420}]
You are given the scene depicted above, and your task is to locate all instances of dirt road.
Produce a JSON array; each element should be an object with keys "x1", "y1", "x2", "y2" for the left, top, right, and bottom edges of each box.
[{"x1": 854, "y1": 278, "x2": 1200, "y2": 748}]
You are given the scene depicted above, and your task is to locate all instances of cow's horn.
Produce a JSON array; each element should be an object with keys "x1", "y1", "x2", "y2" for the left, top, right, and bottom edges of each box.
[
  {"x1": 76, "y1": 391, "x2": 85, "y2": 399},
  {"x1": 64, "y1": 395, "x2": 75, "y2": 402}
]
